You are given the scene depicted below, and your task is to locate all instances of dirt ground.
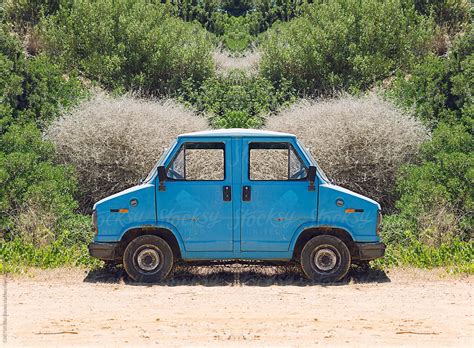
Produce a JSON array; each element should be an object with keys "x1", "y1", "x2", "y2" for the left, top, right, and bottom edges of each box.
[{"x1": 3, "y1": 265, "x2": 473, "y2": 346}]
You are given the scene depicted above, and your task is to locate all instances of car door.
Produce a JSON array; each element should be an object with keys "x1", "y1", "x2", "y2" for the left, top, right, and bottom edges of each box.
[
  {"x1": 156, "y1": 139, "x2": 234, "y2": 252},
  {"x1": 240, "y1": 139, "x2": 318, "y2": 252}
]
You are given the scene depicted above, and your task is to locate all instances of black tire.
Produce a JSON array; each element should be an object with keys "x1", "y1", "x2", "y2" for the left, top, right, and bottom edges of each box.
[
  {"x1": 123, "y1": 235, "x2": 174, "y2": 283},
  {"x1": 300, "y1": 235, "x2": 351, "y2": 283}
]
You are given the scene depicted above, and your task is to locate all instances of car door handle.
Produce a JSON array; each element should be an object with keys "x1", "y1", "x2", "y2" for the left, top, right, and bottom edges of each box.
[
  {"x1": 242, "y1": 185, "x2": 251, "y2": 201},
  {"x1": 223, "y1": 186, "x2": 231, "y2": 201}
]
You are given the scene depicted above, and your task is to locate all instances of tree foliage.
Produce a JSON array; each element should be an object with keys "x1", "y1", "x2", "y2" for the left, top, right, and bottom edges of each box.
[
  {"x1": 260, "y1": 0, "x2": 435, "y2": 94},
  {"x1": 389, "y1": 26, "x2": 473, "y2": 128},
  {"x1": 39, "y1": 0, "x2": 214, "y2": 94},
  {"x1": 0, "y1": 27, "x2": 85, "y2": 131}
]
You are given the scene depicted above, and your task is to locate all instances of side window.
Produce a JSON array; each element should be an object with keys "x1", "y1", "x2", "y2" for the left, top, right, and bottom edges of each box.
[
  {"x1": 249, "y1": 142, "x2": 307, "y2": 181},
  {"x1": 167, "y1": 142, "x2": 225, "y2": 181}
]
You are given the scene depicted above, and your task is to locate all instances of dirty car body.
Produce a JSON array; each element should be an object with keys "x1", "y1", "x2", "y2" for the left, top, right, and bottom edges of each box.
[{"x1": 89, "y1": 129, "x2": 385, "y2": 282}]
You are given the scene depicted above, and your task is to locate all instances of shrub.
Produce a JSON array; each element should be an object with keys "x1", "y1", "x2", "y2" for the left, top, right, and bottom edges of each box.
[
  {"x1": 2, "y1": 0, "x2": 65, "y2": 33},
  {"x1": 0, "y1": 213, "x2": 100, "y2": 272},
  {"x1": 167, "y1": 0, "x2": 305, "y2": 35},
  {"x1": 265, "y1": 94, "x2": 429, "y2": 209},
  {"x1": 410, "y1": 0, "x2": 471, "y2": 34},
  {"x1": 389, "y1": 26, "x2": 473, "y2": 128},
  {"x1": 180, "y1": 70, "x2": 296, "y2": 128},
  {"x1": 168, "y1": 0, "x2": 221, "y2": 31},
  {"x1": 0, "y1": 123, "x2": 79, "y2": 233},
  {"x1": 39, "y1": 0, "x2": 214, "y2": 94},
  {"x1": 215, "y1": 13, "x2": 259, "y2": 53},
  {"x1": 374, "y1": 231, "x2": 473, "y2": 273},
  {"x1": 260, "y1": 0, "x2": 435, "y2": 94},
  {"x1": 220, "y1": 0, "x2": 254, "y2": 16},
  {"x1": 253, "y1": 0, "x2": 305, "y2": 32},
  {"x1": 0, "y1": 27, "x2": 85, "y2": 131},
  {"x1": 47, "y1": 94, "x2": 209, "y2": 210},
  {"x1": 15, "y1": 54, "x2": 86, "y2": 128},
  {"x1": 384, "y1": 25, "x2": 472, "y2": 254},
  {"x1": 0, "y1": 28, "x2": 84, "y2": 240},
  {"x1": 388, "y1": 123, "x2": 473, "y2": 245}
]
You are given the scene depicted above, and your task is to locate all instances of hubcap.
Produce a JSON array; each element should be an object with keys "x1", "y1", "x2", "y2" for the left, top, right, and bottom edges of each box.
[
  {"x1": 314, "y1": 248, "x2": 337, "y2": 271},
  {"x1": 136, "y1": 248, "x2": 160, "y2": 272}
]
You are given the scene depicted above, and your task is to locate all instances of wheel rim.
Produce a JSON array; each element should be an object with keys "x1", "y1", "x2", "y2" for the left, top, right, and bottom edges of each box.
[
  {"x1": 134, "y1": 245, "x2": 161, "y2": 273},
  {"x1": 311, "y1": 244, "x2": 341, "y2": 273}
]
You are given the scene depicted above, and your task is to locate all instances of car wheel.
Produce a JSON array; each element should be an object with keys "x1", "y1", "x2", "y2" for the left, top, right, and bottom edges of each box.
[
  {"x1": 301, "y1": 235, "x2": 351, "y2": 283},
  {"x1": 123, "y1": 235, "x2": 174, "y2": 283}
]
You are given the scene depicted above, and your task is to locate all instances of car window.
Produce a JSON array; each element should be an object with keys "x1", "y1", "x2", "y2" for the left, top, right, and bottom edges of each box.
[
  {"x1": 289, "y1": 145, "x2": 308, "y2": 179},
  {"x1": 167, "y1": 145, "x2": 185, "y2": 180},
  {"x1": 249, "y1": 142, "x2": 307, "y2": 181},
  {"x1": 167, "y1": 142, "x2": 225, "y2": 181}
]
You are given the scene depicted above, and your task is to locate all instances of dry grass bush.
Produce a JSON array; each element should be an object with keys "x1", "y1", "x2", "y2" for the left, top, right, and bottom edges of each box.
[
  {"x1": 47, "y1": 94, "x2": 208, "y2": 210},
  {"x1": 213, "y1": 49, "x2": 261, "y2": 74},
  {"x1": 265, "y1": 94, "x2": 430, "y2": 209}
]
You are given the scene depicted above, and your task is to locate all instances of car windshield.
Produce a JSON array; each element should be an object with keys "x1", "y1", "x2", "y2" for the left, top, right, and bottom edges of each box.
[
  {"x1": 143, "y1": 140, "x2": 177, "y2": 183},
  {"x1": 297, "y1": 140, "x2": 331, "y2": 183}
]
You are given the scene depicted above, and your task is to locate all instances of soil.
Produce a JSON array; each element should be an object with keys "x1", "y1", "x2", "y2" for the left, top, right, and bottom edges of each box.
[{"x1": 4, "y1": 265, "x2": 473, "y2": 346}]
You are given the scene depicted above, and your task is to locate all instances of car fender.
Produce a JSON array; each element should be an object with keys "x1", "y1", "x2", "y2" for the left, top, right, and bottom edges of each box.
[
  {"x1": 289, "y1": 221, "x2": 356, "y2": 251},
  {"x1": 118, "y1": 221, "x2": 186, "y2": 252}
]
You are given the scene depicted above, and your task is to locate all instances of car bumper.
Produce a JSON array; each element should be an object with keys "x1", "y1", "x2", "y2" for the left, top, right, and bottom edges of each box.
[
  {"x1": 88, "y1": 242, "x2": 119, "y2": 261},
  {"x1": 354, "y1": 242, "x2": 385, "y2": 261}
]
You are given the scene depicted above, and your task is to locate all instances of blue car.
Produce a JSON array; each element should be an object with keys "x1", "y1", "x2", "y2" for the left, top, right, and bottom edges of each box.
[{"x1": 89, "y1": 129, "x2": 385, "y2": 282}]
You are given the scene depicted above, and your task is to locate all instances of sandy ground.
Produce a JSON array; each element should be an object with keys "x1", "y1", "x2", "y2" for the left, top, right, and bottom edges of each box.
[{"x1": 3, "y1": 265, "x2": 473, "y2": 347}]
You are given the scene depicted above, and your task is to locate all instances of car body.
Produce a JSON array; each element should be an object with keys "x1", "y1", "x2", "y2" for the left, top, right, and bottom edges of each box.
[{"x1": 89, "y1": 129, "x2": 385, "y2": 282}]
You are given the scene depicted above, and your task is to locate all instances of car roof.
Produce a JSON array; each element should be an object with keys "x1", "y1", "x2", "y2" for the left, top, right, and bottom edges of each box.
[{"x1": 178, "y1": 128, "x2": 296, "y2": 138}]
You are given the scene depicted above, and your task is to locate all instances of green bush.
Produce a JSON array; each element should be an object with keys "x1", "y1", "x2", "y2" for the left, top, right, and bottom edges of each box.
[
  {"x1": 2, "y1": 0, "x2": 67, "y2": 33},
  {"x1": 167, "y1": 0, "x2": 221, "y2": 30},
  {"x1": 260, "y1": 0, "x2": 435, "y2": 94},
  {"x1": 220, "y1": 0, "x2": 255, "y2": 16},
  {"x1": 0, "y1": 123, "x2": 79, "y2": 232},
  {"x1": 389, "y1": 26, "x2": 473, "y2": 128},
  {"x1": 409, "y1": 0, "x2": 471, "y2": 34},
  {"x1": 1, "y1": 26, "x2": 88, "y2": 268},
  {"x1": 168, "y1": 0, "x2": 306, "y2": 33},
  {"x1": 1, "y1": 27, "x2": 85, "y2": 130},
  {"x1": 39, "y1": 0, "x2": 214, "y2": 94},
  {"x1": 374, "y1": 230, "x2": 473, "y2": 273},
  {"x1": 180, "y1": 70, "x2": 296, "y2": 128},
  {"x1": 0, "y1": 215, "x2": 100, "y2": 272},
  {"x1": 166, "y1": 0, "x2": 306, "y2": 48},
  {"x1": 382, "y1": 25, "x2": 473, "y2": 269},
  {"x1": 384, "y1": 123, "x2": 473, "y2": 247},
  {"x1": 1, "y1": 28, "x2": 84, "y2": 233},
  {"x1": 253, "y1": 0, "x2": 305, "y2": 32},
  {"x1": 212, "y1": 12, "x2": 261, "y2": 52}
]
